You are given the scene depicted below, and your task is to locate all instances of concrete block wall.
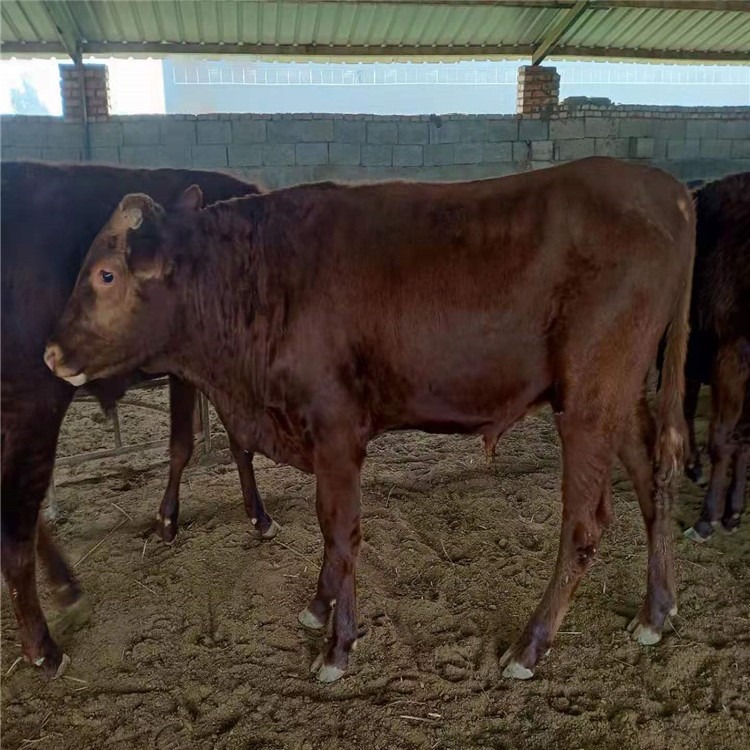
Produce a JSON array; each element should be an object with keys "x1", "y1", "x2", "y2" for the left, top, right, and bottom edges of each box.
[{"x1": 2, "y1": 105, "x2": 749, "y2": 187}]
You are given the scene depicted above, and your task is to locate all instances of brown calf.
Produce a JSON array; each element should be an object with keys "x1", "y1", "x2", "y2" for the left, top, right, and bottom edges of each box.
[
  {"x1": 1, "y1": 162, "x2": 276, "y2": 679},
  {"x1": 46, "y1": 157, "x2": 694, "y2": 682}
]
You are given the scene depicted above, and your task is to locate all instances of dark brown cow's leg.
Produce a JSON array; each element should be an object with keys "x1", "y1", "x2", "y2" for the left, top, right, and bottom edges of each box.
[
  {"x1": 155, "y1": 376, "x2": 196, "y2": 543},
  {"x1": 298, "y1": 437, "x2": 363, "y2": 683},
  {"x1": 722, "y1": 441, "x2": 748, "y2": 533},
  {"x1": 36, "y1": 520, "x2": 81, "y2": 609},
  {"x1": 500, "y1": 412, "x2": 614, "y2": 679},
  {"x1": 228, "y1": 437, "x2": 279, "y2": 538},
  {"x1": 618, "y1": 395, "x2": 677, "y2": 643},
  {"x1": 686, "y1": 344, "x2": 748, "y2": 542},
  {"x1": 2, "y1": 398, "x2": 73, "y2": 677},
  {"x1": 683, "y1": 377, "x2": 703, "y2": 484}
]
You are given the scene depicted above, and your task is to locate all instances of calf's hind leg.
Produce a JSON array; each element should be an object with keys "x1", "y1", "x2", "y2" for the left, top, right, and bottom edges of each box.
[
  {"x1": 500, "y1": 410, "x2": 616, "y2": 679},
  {"x1": 685, "y1": 344, "x2": 748, "y2": 542},
  {"x1": 617, "y1": 394, "x2": 677, "y2": 644}
]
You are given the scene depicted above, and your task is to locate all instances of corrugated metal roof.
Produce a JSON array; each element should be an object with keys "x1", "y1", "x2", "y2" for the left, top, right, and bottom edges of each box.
[{"x1": 2, "y1": 1, "x2": 749, "y2": 63}]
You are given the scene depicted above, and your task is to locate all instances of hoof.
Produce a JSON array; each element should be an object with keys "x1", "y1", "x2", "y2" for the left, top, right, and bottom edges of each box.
[
  {"x1": 310, "y1": 652, "x2": 346, "y2": 683},
  {"x1": 721, "y1": 515, "x2": 741, "y2": 534},
  {"x1": 499, "y1": 647, "x2": 535, "y2": 680},
  {"x1": 683, "y1": 521, "x2": 716, "y2": 543},
  {"x1": 261, "y1": 519, "x2": 282, "y2": 539},
  {"x1": 52, "y1": 653, "x2": 71, "y2": 680},
  {"x1": 155, "y1": 513, "x2": 177, "y2": 545},
  {"x1": 298, "y1": 608, "x2": 326, "y2": 631},
  {"x1": 316, "y1": 663, "x2": 346, "y2": 684},
  {"x1": 627, "y1": 617, "x2": 662, "y2": 646}
]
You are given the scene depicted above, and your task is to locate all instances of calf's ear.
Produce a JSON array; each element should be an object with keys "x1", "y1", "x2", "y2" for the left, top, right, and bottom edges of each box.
[
  {"x1": 176, "y1": 184, "x2": 203, "y2": 213},
  {"x1": 118, "y1": 194, "x2": 172, "y2": 281}
]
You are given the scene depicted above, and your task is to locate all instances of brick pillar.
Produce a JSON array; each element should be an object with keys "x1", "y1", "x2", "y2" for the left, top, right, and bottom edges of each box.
[
  {"x1": 516, "y1": 65, "x2": 560, "y2": 118},
  {"x1": 59, "y1": 63, "x2": 110, "y2": 122}
]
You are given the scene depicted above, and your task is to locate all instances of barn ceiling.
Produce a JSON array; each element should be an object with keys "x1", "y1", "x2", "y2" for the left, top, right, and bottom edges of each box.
[{"x1": 2, "y1": 1, "x2": 749, "y2": 64}]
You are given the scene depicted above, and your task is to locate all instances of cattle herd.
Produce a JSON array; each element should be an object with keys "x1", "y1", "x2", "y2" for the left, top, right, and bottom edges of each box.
[{"x1": 1, "y1": 157, "x2": 748, "y2": 688}]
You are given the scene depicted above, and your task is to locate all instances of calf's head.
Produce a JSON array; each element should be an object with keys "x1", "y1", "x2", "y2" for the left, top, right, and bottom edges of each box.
[{"x1": 44, "y1": 186, "x2": 202, "y2": 386}]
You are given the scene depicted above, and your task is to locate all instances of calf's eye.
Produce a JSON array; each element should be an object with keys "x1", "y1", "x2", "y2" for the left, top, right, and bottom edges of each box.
[{"x1": 101, "y1": 270, "x2": 115, "y2": 284}]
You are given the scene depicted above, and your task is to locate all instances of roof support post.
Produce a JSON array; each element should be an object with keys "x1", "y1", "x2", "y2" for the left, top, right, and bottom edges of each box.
[{"x1": 532, "y1": 0, "x2": 589, "y2": 65}]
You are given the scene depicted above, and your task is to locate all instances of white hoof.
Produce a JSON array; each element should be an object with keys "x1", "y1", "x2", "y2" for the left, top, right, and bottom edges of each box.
[
  {"x1": 262, "y1": 519, "x2": 282, "y2": 539},
  {"x1": 298, "y1": 608, "x2": 326, "y2": 631},
  {"x1": 502, "y1": 660, "x2": 534, "y2": 680},
  {"x1": 629, "y1": 620, "x2": 662, "y2": 646},
  {"x1": 316, "y1": 663, "x2": 346, "y2": 684},
  {"x1": 53, "y1": 653, "x2": 71, "y2": 680},
  {"x1": 683, "y1": 527, "x2": 709, "y2": 543}
]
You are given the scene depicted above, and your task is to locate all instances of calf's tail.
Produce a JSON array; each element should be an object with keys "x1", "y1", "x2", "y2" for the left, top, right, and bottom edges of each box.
[{"x1": 655, "y1": 205, "x2": 696, "y2": 483}]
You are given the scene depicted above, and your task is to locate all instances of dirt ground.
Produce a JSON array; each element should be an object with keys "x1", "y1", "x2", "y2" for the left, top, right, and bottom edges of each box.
[{"x1": 2, "y1": 386, "x2": 748, "y2": 750}]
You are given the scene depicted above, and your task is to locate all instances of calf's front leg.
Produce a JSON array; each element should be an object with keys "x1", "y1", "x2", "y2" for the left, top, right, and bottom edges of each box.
[{"x1": 298, "y1": 440, "x2": 363, "y2": 683}]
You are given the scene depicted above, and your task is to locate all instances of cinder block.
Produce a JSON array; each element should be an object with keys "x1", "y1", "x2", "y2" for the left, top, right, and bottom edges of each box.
[
  {"x1": 89, "y1": 121, "x2": 123, "y2": 148},
  {"x1": 296, "y1": 143, "x2": 328, "y2": 166},
  {"x1": 232, "y1": 120, "x2": 266, "y2": 143},
  {"x1": 655, "y1": 120, "x2": 686, "y2": 139},
  {"x1": 584, "y1": 117, "x2": 616, "y2": 139},
  {"x1": 120, "y1": 145, "x2": 160, "y2": 166},
  {"x1": 731, "y1": 139, "x2": 750, "y2": 158},
  {"x1": 556, "y1": 138, "x2": 596, "y2": 161},
  {"x1": 459, "y1": 120, "x2": 489, "y2": 143},
  {"x1": 268, "y1": 119, "x2": 334, "y2": 143},
  {"x1": 700, "y1": 139, "x2": 732, "y2": 159},
  {"x1": 263, "y1": 144, "x2": 295, "y2": 166},
  {"x1": 482, "y1": 142, "x2": 513, "y2": 163},
  {"x1": 518, "y1": 119, "x2": 547, "y2": 141},
  {"x1": 392, "y1": 145, "x2": 423, "y2": 167},
  {"x1": 160, "y1": 120, "x2": 196, "y2": 145},
  {"x1": 453, "y1": 143, "x2": 483, "y2": 165},
  {"x1": 398, "y1": 122, "x2": 428, "y2": 145},
  {"x1": 1, "y1": 145, "x2": 43, "y2": 160},
  {"x1": 40, "y1": 146, "x2": 82, "y2": 162},
  {"x1": 367, "y1": 121, "x2": 398, "y2": 144},
  {"x1": 630, "y1": 137, "x2": 655, "y2": 159},
  {"x1": 122, "y1": 120, "x2": 160, "y2": 146},
  {"x1": 594, "y1": 138, "x2": 629, "y2": 158},
  {"x1": 487, "y1": 119, "x2": 519, "y2": 142},
  {"x1": 549, "y1": 119, "x2": 585, "y2": 140},
  {"x1": 717, "y1": 120, "x2": 750, "y2": 139},
  {"x1": 618, "y1": 118, "x2": 655, "y2": 138},
  {"x1": 229, "y1": 144, "x2": 263, "y2": 167},
  {"x1": 686, "y1": 120, "x2": 719, "y2": 140},
  {"x1": 429, "y1": 121, "x2": 461, "y2": 144},
  {"x1": 361, "y1": 144, "x2": 392, "y2": 166},
  {"x1": 329, "y1": 143, "x2": 360, "y2": 166},
  {"x1": 423, "y1": 143, "x2": 454, "y2": 166},
  {"x1": 334, "y1": 120, "x2": 366, "y2": 144},
  {"x1": 155, "y1": 145, "x2": 193, "y2": 167},
  {"x1": 191, "y1": 144, "x2": 228, "y2": 167},
  {"x1": 89, "y1": 147, "x2": 121, "y2": 164},
  {"x1": 531, "y1": 140, "x2": 554, "y2": 161},
  {"x1": 1, "y1": 119, "x2": 47, "y2": 146},
  {"x1": 666, "y1": 139, "x2": 700, "y2": 160},
  {"x1": 46, "y1": 122, "x2": 84, "y2": 147},
  {"x1": 197, "y1": 120, "x2": 231, "y2": 144}
]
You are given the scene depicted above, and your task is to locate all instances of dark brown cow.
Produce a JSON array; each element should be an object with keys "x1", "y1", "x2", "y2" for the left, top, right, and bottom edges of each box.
[
  {"x1": 1, "y1": 162, "x2": 277, "y2": 679},
  {"x1": 46, "y1": 157, "x2": 694, "y2": 683},
  {"x1": 680, "y1": 172, "x2": 750, "y2": 541}
]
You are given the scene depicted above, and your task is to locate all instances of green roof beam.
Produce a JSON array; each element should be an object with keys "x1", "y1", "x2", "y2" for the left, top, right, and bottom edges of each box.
[
  {"x1": 41, "y1": 1, "x2": 81, "y2": 62},
  {"x1": 532, "y1": 0, "x2": 589, "y2": 65}
]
